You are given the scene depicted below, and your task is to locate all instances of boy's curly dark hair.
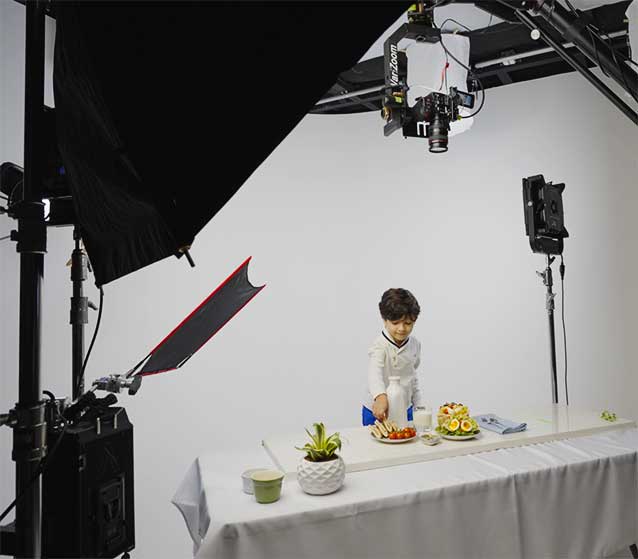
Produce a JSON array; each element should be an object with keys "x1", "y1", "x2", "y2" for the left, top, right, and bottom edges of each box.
[{"x1": 378, "y1": 288, "x2": 420, "y2": 321}]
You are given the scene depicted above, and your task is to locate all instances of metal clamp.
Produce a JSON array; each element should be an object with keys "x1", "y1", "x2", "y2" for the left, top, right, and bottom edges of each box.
[
  {"x1": 93, "y1": 374, "x2": 143, "y2": 396},
  {"x1": 11, "y1": 402, "x2": 47, "y2": 462},
  {"x1": 0, "y1": 411, "x2": 17, "y2": 428}
]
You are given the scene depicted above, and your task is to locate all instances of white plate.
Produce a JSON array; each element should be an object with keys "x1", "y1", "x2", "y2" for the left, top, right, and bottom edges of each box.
[
  {"x1": 370, "y1": 433, "x2": 417, "y2": 444},
  {"x1": 441, "y1": 432, "x2": 480, "y2": 441}
]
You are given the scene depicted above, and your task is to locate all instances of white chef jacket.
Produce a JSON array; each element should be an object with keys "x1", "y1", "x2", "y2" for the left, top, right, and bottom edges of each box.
[{"x1": 363, "y1": 330, "x2": 424, "y2": 411}]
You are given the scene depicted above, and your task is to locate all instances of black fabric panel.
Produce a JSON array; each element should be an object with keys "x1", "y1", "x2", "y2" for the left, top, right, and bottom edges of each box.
[
  {"x1": 139, "y1": 258, "x2": 263, "y2": 375},
  {"x1": 54, "y1": 6, "x2": 177, "y2": 286},
  {"x1": 53, "y1": 1, "x2": 410, "y2": 286}
]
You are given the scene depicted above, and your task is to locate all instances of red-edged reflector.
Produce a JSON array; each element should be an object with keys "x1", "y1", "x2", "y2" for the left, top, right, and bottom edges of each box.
[{"x1": 137, "y1": 257, "x2": 264, "y2": 376}]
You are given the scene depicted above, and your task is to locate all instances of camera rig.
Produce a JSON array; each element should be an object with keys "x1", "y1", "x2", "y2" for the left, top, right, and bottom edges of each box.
[{"x1": 381, "y1": 3, "x2": 477, "y2": 153}]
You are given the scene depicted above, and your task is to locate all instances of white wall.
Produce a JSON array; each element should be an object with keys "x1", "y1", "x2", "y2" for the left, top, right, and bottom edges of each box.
[{"x1": 2, "y1": 4, "x2": 638, "y2": 558}]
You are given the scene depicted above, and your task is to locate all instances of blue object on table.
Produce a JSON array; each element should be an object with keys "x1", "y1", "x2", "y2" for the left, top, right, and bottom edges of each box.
[
  {"x1": 362, "y1": 406, "x2": 413, "y2": 426},
  {"x1": 475, "y1": 414, "x2": 527, "y2": 434}
]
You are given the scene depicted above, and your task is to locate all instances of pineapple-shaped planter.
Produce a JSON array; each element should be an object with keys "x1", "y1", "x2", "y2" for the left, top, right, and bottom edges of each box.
[{"x1": 296, "y1": 423, "x2": 346, "y2": 495}]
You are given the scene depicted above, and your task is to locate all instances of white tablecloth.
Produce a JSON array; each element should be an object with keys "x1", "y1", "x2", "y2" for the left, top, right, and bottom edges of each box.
[{"x1": 173, "y1": 428, "x2": 638, "y2": 559}]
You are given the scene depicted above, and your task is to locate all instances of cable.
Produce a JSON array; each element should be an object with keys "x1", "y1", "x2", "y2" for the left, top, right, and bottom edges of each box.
[
  {"x1": 497, "y1": 0, "x2": 638, "y2": 105},
  {"x1": 439, "y1": 18, "x2": 472, "y2": 33},
  {"x1": 478, "y1": 14, "x2": 494, "y2": 34},
  {"x1": 553, "y1": 0, "x2": 638, "y2": 102},
  {"x1": 2, "y1": 282, "x2": 106, "y2": 523},
  {"x1": 74, "y1": 286, "x2": 104, "y2": 398},
  {"x1": 444, "y1": 58, "x2": 448, "y2": 92},
  {"x1": 564, "y1": 0, "x2": 634, "y2": 67},
  {"x1": 0, "y1": 234, "x2": 10, "y2": 241},
  {"x1": 563, "y1": 0, "x2": 579, "y2": 18},
  {"x1": 598, "y1": 26, "x2": 638, "y2": 68},
  {"x1": 590, "y1": 22, "x2": 638, "y2": 101},
  {"x1": 438, "y1": 61, "x2": 448, "y2": 92},
  {"x1": 432, "y1": 21, "x2": 487, "y2": 118},
  {"x1": 572, "y1": 0, "x2": 638, "y2": 68},
  {"x1": 494, "y1": 0, "x2": 524, "y2": 15},
  {"x1": 422, "y1": 0, "x2": 449, "y2": 12},
  {"x1": 559, "y1": 254, "x2": 568, "y2": 406},
  {"x1": 434, "y1": 27, "x2": 472, "y2": 72},
  {"x1": 7, "y1": 179, "x2": 23, "y2": 208}
]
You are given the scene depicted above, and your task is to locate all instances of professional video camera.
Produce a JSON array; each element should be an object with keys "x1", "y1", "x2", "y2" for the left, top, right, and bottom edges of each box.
[
  {"x1": 381, "y1": 2, "x2": 479, "y2": 153},
  {"x1": 382, "y1": 86, "x2": 475, "y2": 153}
]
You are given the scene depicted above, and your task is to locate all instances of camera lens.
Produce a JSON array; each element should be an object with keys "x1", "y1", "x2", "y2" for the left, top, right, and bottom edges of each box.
[{"x1": 426, "y1": 114, "x2": 448, "y2": 153}]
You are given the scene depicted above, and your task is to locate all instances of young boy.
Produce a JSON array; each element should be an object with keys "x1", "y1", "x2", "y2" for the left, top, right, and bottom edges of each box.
[{"x1": 362, "y1": 288, "x2": 424, "y2": 426}]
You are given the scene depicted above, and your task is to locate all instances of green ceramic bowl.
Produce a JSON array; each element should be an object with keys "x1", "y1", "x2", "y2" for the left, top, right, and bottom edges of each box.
[{"x1": 250, "y1": 470, "x2": 285, "y2": 504}]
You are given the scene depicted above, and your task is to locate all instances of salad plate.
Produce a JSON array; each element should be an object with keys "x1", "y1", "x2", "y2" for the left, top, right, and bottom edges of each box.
[{"x1": 440, "y1": 433, "x2": 480, "y2": 441}]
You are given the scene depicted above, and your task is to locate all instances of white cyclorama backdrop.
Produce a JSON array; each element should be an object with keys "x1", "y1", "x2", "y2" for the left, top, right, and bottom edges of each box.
[{"x1": 2, "y1": 3, "x2": 638, "y2": 559}]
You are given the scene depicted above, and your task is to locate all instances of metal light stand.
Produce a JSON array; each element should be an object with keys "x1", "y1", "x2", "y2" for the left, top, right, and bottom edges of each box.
[
  {"x1": 70, "y1": 227, "x2": 91, "y2": 400},
  {"x1": 0, "y1": 2, "x2": 49, "y2": 557},
  {"x1": 536, "y1": 254, "x2": 559, "y2": 404}
]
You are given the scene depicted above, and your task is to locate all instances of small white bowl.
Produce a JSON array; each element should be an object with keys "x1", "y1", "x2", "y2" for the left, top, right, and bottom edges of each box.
[
  {"x1": 241, "y1": 468, "x2": 269, "y2": 494},
  {"x1": 419, "y1": 433, "x2": 442, "y2": 446}
]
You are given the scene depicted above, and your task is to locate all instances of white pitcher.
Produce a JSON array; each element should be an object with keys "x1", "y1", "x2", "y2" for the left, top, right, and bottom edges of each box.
[{"x1": 386, "y1": 376, "x2": 407, "y2": 429}]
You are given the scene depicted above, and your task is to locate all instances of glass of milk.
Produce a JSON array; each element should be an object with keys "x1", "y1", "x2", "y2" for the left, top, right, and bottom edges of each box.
[{"x1": 413, "y1": 405, "x2": 432, "y2": 434}]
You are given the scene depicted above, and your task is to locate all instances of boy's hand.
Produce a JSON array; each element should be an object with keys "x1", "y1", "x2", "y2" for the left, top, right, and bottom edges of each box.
[{"x1": 373, "y1": 394, "x2": 388, "y2": 420}]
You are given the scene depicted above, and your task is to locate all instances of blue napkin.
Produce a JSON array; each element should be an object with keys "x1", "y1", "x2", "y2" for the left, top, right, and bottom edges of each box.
[{"x1": 475, "y1": 414, "x2": 527, "y2": 434}]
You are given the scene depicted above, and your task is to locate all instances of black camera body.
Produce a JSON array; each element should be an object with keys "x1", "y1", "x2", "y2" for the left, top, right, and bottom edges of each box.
[
  {"x1": 412, "y1": 89, "x2": 474, "y2": 152},
  {"x1": 522, "y1": 174, "x2": 569, "y2": 255},
  {"x1": 381, "y1": 14, "x2": 475, "y2": 154},
  {"x1": 382, "y1": 87, "x2": 474, "y2": 153}
]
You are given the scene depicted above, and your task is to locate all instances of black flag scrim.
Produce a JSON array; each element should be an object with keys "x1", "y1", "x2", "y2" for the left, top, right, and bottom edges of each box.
[
  {"x1": 53, "y1": 3, "x2": 410, "y2": 286},
  {"x1": 137, "y1": 257, "x2": 264, "y2": 376}
]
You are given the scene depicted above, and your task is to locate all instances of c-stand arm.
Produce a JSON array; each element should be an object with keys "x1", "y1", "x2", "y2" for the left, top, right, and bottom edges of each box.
[{"x1": 457, "y1": 0, "x2": 638, "y2": 123}]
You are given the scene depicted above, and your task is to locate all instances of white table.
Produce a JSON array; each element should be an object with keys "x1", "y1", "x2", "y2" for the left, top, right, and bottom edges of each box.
[
  {"x1": 173, "y1": 413, "x2": 638, "y2": 559},
  {"x1": 264, "y1": 407, "x2": 635, "y2": 475}
]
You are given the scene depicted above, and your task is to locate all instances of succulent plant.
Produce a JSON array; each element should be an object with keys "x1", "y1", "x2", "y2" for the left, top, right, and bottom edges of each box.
[{"x1": 296, "y1": 422, "x2": 342, "y2": 462}]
